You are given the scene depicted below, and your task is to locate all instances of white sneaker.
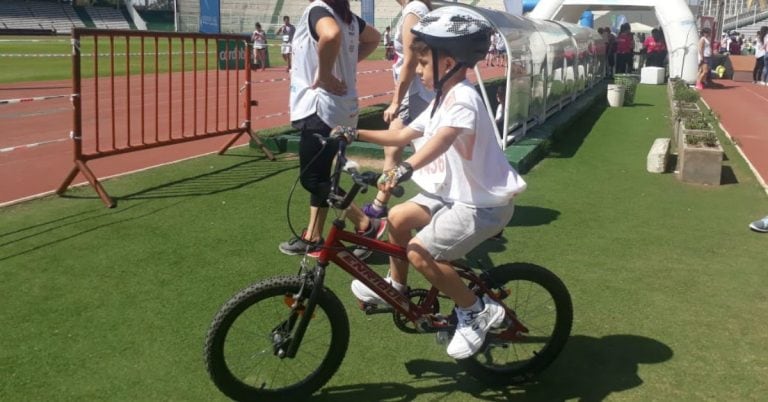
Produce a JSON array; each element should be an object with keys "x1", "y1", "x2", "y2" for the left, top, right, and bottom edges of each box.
[
  {"x1": 446, "y1": 296, "x2": 506, "y2": 359},
  {"x1": 350, "y1": 277, "x2": 405, "y2": 305}
]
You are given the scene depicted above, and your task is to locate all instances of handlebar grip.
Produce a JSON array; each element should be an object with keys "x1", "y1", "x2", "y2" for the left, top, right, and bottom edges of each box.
[{"x1": 390, "y1": 185, "x2": 404, "y2": 198}]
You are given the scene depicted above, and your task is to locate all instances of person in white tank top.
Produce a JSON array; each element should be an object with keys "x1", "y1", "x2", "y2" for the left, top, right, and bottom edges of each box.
[
  {"x1": 332, "y1": 7, "x2": 526, "y2": 359},
  {"x1": 278, "y1": 0, "x2": 382, "y2": 257},
  {"x1": 696, "y1": 27, "x2": 713, "y2": 90}
]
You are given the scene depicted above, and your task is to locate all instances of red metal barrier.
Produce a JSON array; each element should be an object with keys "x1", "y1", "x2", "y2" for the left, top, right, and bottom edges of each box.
[{"x1": 57, "y1": 28, "x2": 273, "y2": 208}]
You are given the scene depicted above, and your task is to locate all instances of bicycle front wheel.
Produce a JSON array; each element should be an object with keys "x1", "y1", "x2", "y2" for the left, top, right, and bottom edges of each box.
[
  {"x1": 203, "y1": 275, "x2": 350, "y2": 401},
  {"x1": 459, "y1": 263, "x2": 573, "y2": 385}
]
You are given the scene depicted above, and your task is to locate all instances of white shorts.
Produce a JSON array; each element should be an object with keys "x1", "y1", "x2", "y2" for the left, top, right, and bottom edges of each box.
[
  {"x1": 281, "y1": 44, "x2": 291, "y2": 55},
  {"x1": 410, "y1": 192, "x2": 515, "y2": 261},
  {"x1": 253, "y1": 44, "x2": 265, "y2": 50}
]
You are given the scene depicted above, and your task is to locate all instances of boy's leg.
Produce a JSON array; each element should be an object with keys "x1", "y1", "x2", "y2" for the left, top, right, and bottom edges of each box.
[
  {"x1": 406, "y1": 240, "x2": 476, "y2": 307},
  {"x1": 350, "y1": 200, "x2": 431, "y2": 304},
  {"x1": 386, "y1": 201, "x2": 432, "y2": 286}
]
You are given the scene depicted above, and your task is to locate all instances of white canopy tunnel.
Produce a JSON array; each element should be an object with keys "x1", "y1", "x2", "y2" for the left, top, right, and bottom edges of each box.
[
  {"x1": 432, "y1": 1, "x2": 606, "y2": 148},
  {"x1": 529, "y1": 0, "x2": 700, "y2": 83}
]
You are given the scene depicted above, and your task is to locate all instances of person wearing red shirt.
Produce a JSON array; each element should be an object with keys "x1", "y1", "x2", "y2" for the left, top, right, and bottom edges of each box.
[
  {"x1": 644, "y1": 28, "x2": 667, "y2": 68},
  {"x1": 615, "y1": 23, "x2": 634, "y2": 73}
]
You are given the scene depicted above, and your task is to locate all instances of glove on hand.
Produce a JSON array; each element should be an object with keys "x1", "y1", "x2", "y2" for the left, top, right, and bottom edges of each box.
[
  {"x1": 377, "y1": 162, "x2": 413, "y2": 187},
  {"x1": 330, "y1": 126, "x2": 358, "y2": 143}
]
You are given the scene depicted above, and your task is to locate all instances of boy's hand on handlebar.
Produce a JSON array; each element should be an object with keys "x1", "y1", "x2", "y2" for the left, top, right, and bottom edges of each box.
[
  {"x1": 377, "y1": 162, "x2": 413, "y2": 191},
  {"x1": 330, "y1": 126, "x2": 358, "y2": 143}
]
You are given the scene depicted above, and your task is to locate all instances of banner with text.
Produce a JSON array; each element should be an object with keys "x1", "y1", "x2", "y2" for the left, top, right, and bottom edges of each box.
[{"x1": 200, "y1": 0, "x2": 221, "y2": 33}]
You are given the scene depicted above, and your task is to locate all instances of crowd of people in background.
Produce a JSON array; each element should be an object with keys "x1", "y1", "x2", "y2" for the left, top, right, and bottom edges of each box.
[{"x1": 598, "y1": 23, "x2": 668, "y2": 77}]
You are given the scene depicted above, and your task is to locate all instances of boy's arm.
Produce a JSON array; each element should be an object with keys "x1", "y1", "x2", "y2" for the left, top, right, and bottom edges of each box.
[{"x1": 357, "y1": 126, "x2": 422, "y2": 147}]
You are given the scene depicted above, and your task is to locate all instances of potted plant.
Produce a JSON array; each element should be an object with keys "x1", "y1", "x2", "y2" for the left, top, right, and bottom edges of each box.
[
  {"x1": 672, "y1": 108, "x2": 701, "y2": 152},
  {"x1": 677, "y1": 113, "x2": 723, "y2": 186}
]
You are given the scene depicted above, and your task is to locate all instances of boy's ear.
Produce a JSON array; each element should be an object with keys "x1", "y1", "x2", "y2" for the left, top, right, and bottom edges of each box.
[{"x1": 442, "y1": 54, "x2": 457, "y2": 71}]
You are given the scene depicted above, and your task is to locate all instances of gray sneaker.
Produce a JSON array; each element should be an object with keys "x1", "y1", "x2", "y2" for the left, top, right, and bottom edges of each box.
[
  {"x1": 749, "y1": 216, "x2": 768, "y2": 233},
  {"x1": 351, "y1": 218, "x2": 387, "y2": 260},
  {"x1": 278, "y1": 232, "x2": 324, "y2": 256}
]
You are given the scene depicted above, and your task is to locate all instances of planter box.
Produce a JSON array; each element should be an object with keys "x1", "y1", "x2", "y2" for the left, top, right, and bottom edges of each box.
[
  {"x1": 677, "y1": 132, "x2": 723, "y2": 186},
  {"x1": 677, "y1": 120, "x2": 712, "y2": 155},
  {"x1": 671, "y1": 102, "x2": 701, "y2": 153}
]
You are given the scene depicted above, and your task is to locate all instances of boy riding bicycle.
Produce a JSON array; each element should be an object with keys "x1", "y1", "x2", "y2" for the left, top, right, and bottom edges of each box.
[{"x1": 332, "y1": 6, "x2": 527, "y2": 359}]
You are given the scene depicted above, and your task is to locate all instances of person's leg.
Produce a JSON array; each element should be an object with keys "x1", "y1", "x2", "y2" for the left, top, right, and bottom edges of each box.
[
  {"x1": 306, "y1": 206, "x2": 328, "y2": 242},
  {"x1": 697, "y1": 62, "x2": 707, "y2": 88},
  {"x1": 285, "y1": 52, "x2": 291, "y2": 71},
  {"x1": 296, "y1": 120, "x2": 334, "y2": 239},
  {"x1": 753, "y1": 57, "x2": 762, "y2": 82},
  {"x1": 363, "y1": 94, "x2": 428, "y2": 218},
  {"x1": 407, "y1": 242, "x2": 477, "y2": 307},
  {"x1": 409, "y1": 201, "x2": 515, "y2": 358},
  {"x1": 386, "y1": 201, "x2": 432, "y2": 286},
  {"x1": 616, "y1": 54, "x2": 625, "y2": 73},
  {"x1": 261, "y1": 49, "x2": 268, "y2": 70},
  {"x1": 363, "y1": 118, "x2": 403, "y2": 218},
  {"x1": 349, "y1": 200, "x2": 431, "y2": 303},
  {"x1": 762, "y1": 54, "x2": 768, "y2": 83},
  {"x1": 279, "y1": 122, "x2": 335, "y2": 255}
]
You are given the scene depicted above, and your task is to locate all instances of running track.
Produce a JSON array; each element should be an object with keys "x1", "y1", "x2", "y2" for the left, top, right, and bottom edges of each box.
[{"x1": 0, "y1": 60, "x2": 505, "y2": 205}]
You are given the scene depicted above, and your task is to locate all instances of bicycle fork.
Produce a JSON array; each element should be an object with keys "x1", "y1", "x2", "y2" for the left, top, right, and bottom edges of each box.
[{"x1": 281, "y1": 264, "x2": 326, "y2": 359}]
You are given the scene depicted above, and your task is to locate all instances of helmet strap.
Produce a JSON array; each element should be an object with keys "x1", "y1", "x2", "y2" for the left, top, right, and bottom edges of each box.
[{"x1": 430, "y1": 52, "x2": 464, "y2": 117}]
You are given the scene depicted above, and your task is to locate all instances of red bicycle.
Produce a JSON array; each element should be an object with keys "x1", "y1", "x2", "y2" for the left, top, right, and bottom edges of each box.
[{"x1": 203, "y1": 139, "x2": 573, "y2": 401}]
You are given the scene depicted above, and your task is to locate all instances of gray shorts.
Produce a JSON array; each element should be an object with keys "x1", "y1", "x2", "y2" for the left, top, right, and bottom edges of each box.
[
  {"x1": 398, "y1": 92, "x2": 430, "y2": 125},
  {"x1": 410, "y1": 192, "x2": 516, "y2": 261}
]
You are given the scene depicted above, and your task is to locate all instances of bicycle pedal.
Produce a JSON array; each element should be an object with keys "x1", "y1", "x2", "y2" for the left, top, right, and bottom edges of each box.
[{"x1": 358, "y1": 301, "x2": 393, "y2": 315}]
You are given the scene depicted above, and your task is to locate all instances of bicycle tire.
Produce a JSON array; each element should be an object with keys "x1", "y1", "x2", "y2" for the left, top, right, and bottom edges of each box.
[
  {"x1": 203, "y1": 275, "x2": 350, "y2": 401},
  {"x1": 458, "y1": 263, "x2": 573, "y2": 385}
]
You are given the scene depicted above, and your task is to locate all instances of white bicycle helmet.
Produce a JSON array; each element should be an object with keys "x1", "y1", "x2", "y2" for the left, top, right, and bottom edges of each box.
[
  {"x1": 411, "y1": 6, "x2": 492, "y2": 68},
  {"x1": 410, "y1": 6, "x2": 493, "y2": 115}
]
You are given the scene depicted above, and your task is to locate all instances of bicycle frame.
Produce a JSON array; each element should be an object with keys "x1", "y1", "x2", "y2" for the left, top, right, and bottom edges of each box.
[{"x1": 290, "y1": 138, "x2": 528, "y2": 342}]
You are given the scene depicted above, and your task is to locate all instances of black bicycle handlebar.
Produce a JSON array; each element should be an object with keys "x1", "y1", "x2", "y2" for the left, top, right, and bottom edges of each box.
[{"x1": 324, "y1": 135, "x2": 404, "y2": 210}]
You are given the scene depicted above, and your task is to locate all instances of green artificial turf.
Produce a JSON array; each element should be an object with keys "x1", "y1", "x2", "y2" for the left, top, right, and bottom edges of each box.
[{"x1": 1, "y1": 85, "x2": 767, "y2": 400}]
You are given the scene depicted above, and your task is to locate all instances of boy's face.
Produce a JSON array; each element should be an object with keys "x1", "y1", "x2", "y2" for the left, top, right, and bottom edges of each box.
[{"x1": 415, "y1": 49, "x2": 453, "y2": 91}]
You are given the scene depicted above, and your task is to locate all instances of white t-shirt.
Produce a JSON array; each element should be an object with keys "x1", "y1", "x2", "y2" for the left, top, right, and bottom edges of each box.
[
  {"x1": 392, "y1": 1, "x2": 432, "y2": 102},
  {"x1": 407, "y1": 80, "x2": 526, "y2": 207},
  {"x1": 252, "y1": 30, "x2": 266, "y2": 49},
  {"x1": 290, "y1": 2, "x2": 360, "y2": 127},
  {"x1": 758, "y1": 35, "x2": 768, "y2": 58}
]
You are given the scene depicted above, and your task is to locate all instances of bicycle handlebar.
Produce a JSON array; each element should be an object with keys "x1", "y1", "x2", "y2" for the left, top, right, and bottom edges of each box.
[{"x1": 323, "y1": 135, "x2": 404, "y2": 210}]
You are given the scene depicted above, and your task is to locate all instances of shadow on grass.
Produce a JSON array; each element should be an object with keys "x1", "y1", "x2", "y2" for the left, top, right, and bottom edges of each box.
[
  {"x1": 311, "y1": 334, "x2": 673, "y2": 401},
  {"x1": 548, "y1": 102, "x2": 607, "y2": 159},
  {"x1": 59, "y1": 155, "x2": 298, "y2": 201},
  {"x1": 0, "y1": 201, "x2": 180, "y2": 262},
  {"x1": 2, "y1": 155, "x2": 299, "y2": 261},
  {"x1": 721, "y1": 165, "x2": 738, "y2": 185}
]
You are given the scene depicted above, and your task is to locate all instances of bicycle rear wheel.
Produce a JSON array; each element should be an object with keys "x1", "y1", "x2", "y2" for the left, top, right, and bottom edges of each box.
[
  {"x1": 203, "y1": 275, "x2": 349, "y2": 401},
  {"x1": 459, "y1": 263, "x2": 573, "y2": 385}
]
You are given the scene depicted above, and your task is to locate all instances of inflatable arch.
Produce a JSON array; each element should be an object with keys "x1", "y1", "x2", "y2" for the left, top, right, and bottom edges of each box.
[{"x1": 529, "y1": 0, "x2": 700, "y2": 83}]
